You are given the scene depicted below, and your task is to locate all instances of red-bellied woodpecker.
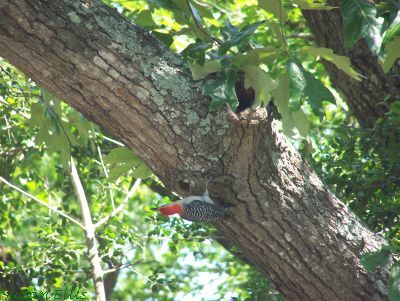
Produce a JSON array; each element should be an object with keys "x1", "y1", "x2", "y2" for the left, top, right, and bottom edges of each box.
[{"x1": 157, "y1": 180, "x2": 229, "y2": 222}]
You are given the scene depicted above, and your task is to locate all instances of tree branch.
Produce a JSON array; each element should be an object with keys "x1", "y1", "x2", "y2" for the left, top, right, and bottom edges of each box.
[
  {"x1": 69, "y1": 156, "x2": 106, "y2": 301},
  {"x1": 0, "y1": 176, "x2": 85, "y2": 229},
  {"x1": 94, "y1": 178, "x2": 141, "y2": 228}
]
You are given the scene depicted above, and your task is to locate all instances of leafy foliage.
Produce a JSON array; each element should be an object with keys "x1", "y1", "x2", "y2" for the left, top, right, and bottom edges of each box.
[
  {"x1": 310, "y1": 102, "x2": 400, "y2": 299},
  {"x1": 311, "y1": 102, "x2": 400, "y2": 235},
  {"x1": 341, "y1": 0, "x2": 384, "y2": 55}
]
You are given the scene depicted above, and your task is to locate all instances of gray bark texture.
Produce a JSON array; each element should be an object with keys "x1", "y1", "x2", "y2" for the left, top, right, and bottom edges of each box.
[
  {"x1": 0, "y1": 0, "x2": 391, "y2": 300},
  {"x1": 302, "y1": 1, "x2": 400, "y2": 128}
]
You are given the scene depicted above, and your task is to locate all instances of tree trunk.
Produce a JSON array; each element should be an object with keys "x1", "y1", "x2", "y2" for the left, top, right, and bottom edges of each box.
[
  {"x1": 302, "y1": 2, "x2": 400, "y2": 128},
  {"x1": 0, "y1": 0, "x2": 391, "y2": 299}
]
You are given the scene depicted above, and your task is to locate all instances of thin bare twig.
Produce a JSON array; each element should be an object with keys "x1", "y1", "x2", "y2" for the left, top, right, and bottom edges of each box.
[
  {"x1": 94, "y1": 131, "x2": 124, "y2": 146},
  {"x1": 103, "y1": 259, "x2": 144, "y2": 275},
  {"x1": 0, "y1": 176, "x2": 85, "y2": 229},
  {"x1": 69, "y1": 156, "x2": 106, "y2": 301},
  {"x1": 94, "y1": 178, "x2": 141, "y2": 228}
]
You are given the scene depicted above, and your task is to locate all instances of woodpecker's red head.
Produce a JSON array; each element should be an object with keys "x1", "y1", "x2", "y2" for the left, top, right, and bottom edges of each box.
[{"x1": 158, "y1": 203, "x2": 183, "y2": 216}]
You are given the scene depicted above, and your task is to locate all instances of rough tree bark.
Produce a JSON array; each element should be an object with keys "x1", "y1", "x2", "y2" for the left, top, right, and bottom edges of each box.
[
  {"x1": 0, "y1": 0, "x2": 391, "y2": 300},
  {"x1": 302, "y1": 2, "x2": 400, "y2": 128}
]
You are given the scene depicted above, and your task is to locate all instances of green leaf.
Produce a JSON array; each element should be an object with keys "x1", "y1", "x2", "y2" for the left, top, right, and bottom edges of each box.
[
  {"x1": 131, "y1": 164, "x2": 153, "y2": 178},
  {"x1": 389, "y1": 101, "x2": 400, "y2": 115},
  {"x1": 220, "y1": 19, "x2": 239, "y2": 41},
  {"x1": 272, "y1": 73, "x2": 310, "y2": 137},
  {"x1": 258, "y1": 0, "x2": 288, "y2": 21},
  {"x1": 29, "y1": 102, "x2": 45, "y2": 127},
  {"x1": 104, "y1": 147, "x2": 152, "y2": 180},
  {"x1": 276, "y1": 62, "x2": 330, "y2": 132},
  {"x1": 190, "y1": 60, "x2": 221, "y2": 80},
  {"x1": 302, "y1": 46, "x2": 362, "y2": 80},
  {"x1": 242, "y1": 65, "x2": 277, "y2": 106},
  {"x1": 104, "y1": 147, "x2": 140, "y2": 165},
  {"x1": 188, "y1": 1, "x2": 203, "y2": 26},
  {"x1": 218, "y1": 21, "x2": 265, "y2": 54},
  {"x1": 361, "y1": 249, "x2": 390, "y2": 272},
  {"x1": 108, "y1": 164, "x2": 134, "y2": 182},
  {"x1": 181, "y1": 41, "x2": 211, "y2": 64},
  {"x1": 209, "y1": 96, "x2": 226, "y2": 111},
  {"x1": 190, "y1": 1, "x2": 213, "y2": 19},
  {"x1": 203, "y1": 69, "x2": 238, "y2": 111},
  {"x1": 302, "y1": 70, "x2": 336, "y2": 117},
  {"x1": 134, "y1": 10, "x2": 157, "y2": 27},
  {"x1": 290, "y1": 109, "x2": 310, "y2": 136},
  {"x1": 286, "y1": 60, "x2": 306, "y2": 111},
  {"x1": 150, "y1": 0, "x2": 179, "y2": 11},
  {"x1": 67, "y1": 112, "x2": 90, "y2": 146},
  {"x1": 232, "y1": 47, "x2": 277, "y2": 67},
  {"x1": 341, "y1": 0, "x2": 384, "y2": 55},
  {"x1": 384, "y1": 11, "x2": 400, "y2": 43},
  {"x1": 270, "y1": 22, "x2": 284, "y2": 44},
  {"x1": 381, "y1": 36, "x2": 400, "y2": 73},
  {"x1": 152, "y1": 31, "x2": 174, "y2": 47},
  {"x1": 168, "y1": 241, "x2": 178, "y2": 254},
  {"x1": 120, "y1": 1, "x2": 142, "y2": 11}
]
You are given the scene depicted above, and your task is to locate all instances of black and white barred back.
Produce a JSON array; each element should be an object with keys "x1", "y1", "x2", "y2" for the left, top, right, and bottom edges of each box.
[{"x1": 181, "y1": 199, "x2": 229, "y2": 222}]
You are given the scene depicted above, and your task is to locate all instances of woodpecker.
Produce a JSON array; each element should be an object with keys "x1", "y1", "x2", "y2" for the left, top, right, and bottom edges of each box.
[{"x1": 157, "y1": 180, "x2": 229, "y2": 222}]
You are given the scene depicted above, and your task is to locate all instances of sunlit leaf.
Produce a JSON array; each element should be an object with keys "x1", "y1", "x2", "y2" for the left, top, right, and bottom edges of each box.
[
  {"x1": 272, "y1": 73, "x2": 309, "y2": 137},
  {"x1": 302, "y1": 46, "x2": 362, "y2": 80},
  {"x1": 384, "y1": 11, "x2": 400, "y2": 43},
  {"x1": 134, "y1": 10, "x2": 157, "y2": 27},
  {"x1": 381, "y1": 36, "x2": 400, "y2": 73},
  {"x1": 108, "y1": 164, "x2": 135, "y2": 182},
  {"x1": 232, "y1": 47, "x2": 277, "y2": 67},
  {"x1": 242, "y1": 65, "x2": 277, "y2": 106},
  {"x1": 190, "y1": 60, "x2": 221, "y2": 80},
  {"x1": 104, "y1": 147, "x2": 141, "y2": 165},
  {"x1": 258, "y1": 0, "x2": 288, "y2": 21},
  {"x1": 131, "y1": 164, "x2": 153, "y2": 178}
]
